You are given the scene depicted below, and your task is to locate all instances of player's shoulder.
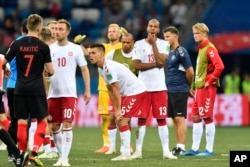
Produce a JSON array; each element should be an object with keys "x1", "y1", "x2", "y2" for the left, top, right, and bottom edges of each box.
[{"x1": 176, "y1": 46, "x2": 188, "y2": 57}]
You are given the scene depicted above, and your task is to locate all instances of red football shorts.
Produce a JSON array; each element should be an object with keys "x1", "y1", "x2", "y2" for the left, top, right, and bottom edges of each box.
[{"x1": 191, "y1": 86, "x2": 217, "y2": 118}]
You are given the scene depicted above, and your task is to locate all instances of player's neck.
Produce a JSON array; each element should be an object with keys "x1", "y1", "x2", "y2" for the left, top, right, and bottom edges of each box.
[
  {"x1": 171, "y1": 42, "x2": 180, "y2": 51},
  {"x1": 109, "y1": 40, "x2": 119, "y2": 46},
  {"x1": 57, "y1": 39, "x2": 68, "y2": 46},
  {"x1": 27, "y1": 32, "x2": 39, "y2": 38}
]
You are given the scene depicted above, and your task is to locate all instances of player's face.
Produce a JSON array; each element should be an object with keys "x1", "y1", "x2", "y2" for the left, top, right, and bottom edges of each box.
[
  {"x1": 146, "y1": 20, "x2": 160, "y2": 36},
  {"x1": 56, "y1": 23, "x2": 69, "y2": 41},
  {"x1": 121, "y1": 36, "x2": 134, "y2": 53},
  {"x1": 107, "y1": 27, "x2": 121, "y2": 42},
  {"x1": 47, "y1": 23, "x2": 57, "y2": 42},
  {"x1": 88, "y1": 48, "x2": 103, "y2": 67},
  {"x1": 163, "y1": 31, "x2": 176, "y2": 46},
  {"x1": 193, "y1": 28, "x2": 206, "y2": 43}
]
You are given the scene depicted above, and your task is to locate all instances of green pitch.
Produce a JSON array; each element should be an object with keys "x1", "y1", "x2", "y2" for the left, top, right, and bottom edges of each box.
[{"x1": 0, "y1": 126, "x2": 249, "y2": 167}]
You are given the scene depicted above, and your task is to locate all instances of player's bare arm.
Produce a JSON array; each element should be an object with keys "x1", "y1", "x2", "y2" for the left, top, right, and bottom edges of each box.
[
  {"x1": 133, "y1": 59, "x2": 157, "y2": 71},
  {"x1": 107, "y1": 83, "x2": 122, "y2": 122},
  {"x1": 148, "y1": 35, "x2": 166, "y2": 67},
  {"x1": 80, "y1": 65, "x2": 91, "y2": 104},
  {"x1": 185, "y1": 66, "x2": 194, "y2": 88},
  {"x1": 45, "y1": 62, "x2": 54, "y2": 76}
]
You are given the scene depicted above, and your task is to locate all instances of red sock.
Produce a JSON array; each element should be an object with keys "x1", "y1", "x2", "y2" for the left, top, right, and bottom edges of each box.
[
  {"x1": 1, "y1": 119, "x2": 10, "y2": 131},
  {"x1": 50, "y1": 139, "x2": 56, "y2": 148},
  {"x1": 43, "y1": 135, "x2": 50, "y2": 145},
  {"x1": 33, "y1": 121, "x2": 47, "y2": 153},
  {"x1": 17, "y1": 123, "x2": 28, "y2": 152}
]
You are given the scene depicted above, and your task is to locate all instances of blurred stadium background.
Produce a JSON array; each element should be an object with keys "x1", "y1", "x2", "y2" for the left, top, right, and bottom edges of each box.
[{"x1": 0, "y1": 0, "x2": 250, "y2": 127}]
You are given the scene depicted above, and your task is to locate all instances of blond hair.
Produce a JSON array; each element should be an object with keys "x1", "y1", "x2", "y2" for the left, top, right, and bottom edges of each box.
[
  {"x1": 57, "y1": 19, "x2": 71, "y2": 31},
  {"x1": 39, "y1": 26, "x2": 52, "y2": 42},
  {"x1": 192, "y1": 23, "x2": 209, "y2": 35}
]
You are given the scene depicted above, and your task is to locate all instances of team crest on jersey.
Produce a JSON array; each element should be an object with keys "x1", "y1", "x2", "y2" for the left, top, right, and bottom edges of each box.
[
  {"x1": 106, "y1": 73, "x2": 113, "y2": 80},
  {"x1": 68, "y1": 51, "x2": 73, "y2": 56},
  {"x1": 177, "y1": 47, "x2": 184, "y2": 57}
]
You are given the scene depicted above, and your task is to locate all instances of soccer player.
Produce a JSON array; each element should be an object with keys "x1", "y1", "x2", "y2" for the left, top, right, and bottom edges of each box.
[
  {"x1": 3, "y1": 14, "x2": 55, "y2": 166},
  {"x1": 105, "y1": 32, "x2": 137, "y2": 154},
  {"x1": 6, "y1": 19, "x2": 28, "y2": 162},
  {"x1": 88, "y1": 43, "x2": 148, "y2": 161},
  {"x1": 35, "y1": 26, "x2": 59, "y2": 159},
  {"x1": 163, "y1": 26, "x2": 194, "y2": 155},
  {"x1": 47, "y1": 20, "x2": 58, "y2": 43},
  {"x1": 47, "y1": 19, "x2": 91, "y2": 166},
  {"x1": 130, "y1": 19, "x2": 177, "y2": 160},
  {"x1": 182, "y1": 23, "x2": 224, "y2": 156},
  {"x1": 95, "y1": 23, "x2": 122, "y2": 153}
]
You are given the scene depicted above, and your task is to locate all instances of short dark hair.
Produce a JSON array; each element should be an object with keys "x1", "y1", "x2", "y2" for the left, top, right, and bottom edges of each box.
[
  {"x1": 21, "y1": 19, "x2": 28, "y2": 34},
  {"x1": 90, "y1": 43, "x2": 105, "y2": 53},
  {"x1": 163, "y1": 26, "x2": 179, "y2": 36}
]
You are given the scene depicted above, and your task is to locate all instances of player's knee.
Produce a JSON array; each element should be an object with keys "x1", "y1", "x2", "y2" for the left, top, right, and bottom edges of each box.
[
  {"x1": 192, "y1": 115, "x2": 202, "y2": 123},
  {"x1": 203, "y1": 117, "x2": 213, "y2": 124},
  {"x1": 156, "y1": 119, "x2": 166, "y2": 126},
  {"x1": 138, "y1": 118, "x2": 147, "y2": 126}
]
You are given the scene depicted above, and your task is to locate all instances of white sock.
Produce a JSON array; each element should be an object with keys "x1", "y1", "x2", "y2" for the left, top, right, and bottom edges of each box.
[
  {"x1": 43, "y1": 135, "x2": 52, "y2": 154},
  {"x1": 108, "y1": 128, "x2": 117, "y2": 151},
  {"x1": 120, "y1": 130, "x2": 130, "y2": 157},
  {"x1": 158, "y1": 125, "x2": 170, "y2": 153},
  {"x1": 135, "y1": 125, "x2": 146, "y2": 153},
  {"x1": 205, "y1": 122, "x2": 215, "y2": 152},
  {"x1": 53, "y1": 129, "x2": 63, "y2": 156},
  {"x1": 50, "y1": 136, "x2": 58, "y2": 152},
  {"x1": 62, "y1": 128, "x2": 73, "y2": 161},
  {"x1": 28, "y1": 121, "x2": 37, "y2": 148},
  {"x1": 191, "y1": 122, "x2": 203, "y2": 151},
  {"x1": 177, "y1": 143, "x2": 185, "y2": 151}
]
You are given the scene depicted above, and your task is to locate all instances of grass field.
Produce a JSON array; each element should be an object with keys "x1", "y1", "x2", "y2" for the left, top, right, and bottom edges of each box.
[{"x1": 0, "y1": 126, "x2": 249, "y2": 167}]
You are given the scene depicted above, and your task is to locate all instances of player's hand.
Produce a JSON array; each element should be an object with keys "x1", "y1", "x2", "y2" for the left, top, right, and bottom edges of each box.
[
  {"x1": 147, "y1": 33, "x2": 157, "y2": 45},
  {"x1": 83, "y1": 91, "x2": 91, "y2": 105},
  {"x1": 115, "y1": 110, "x2": 123, "y2": 123},
  {"x1": 189, "y1": 89, "x2": 195, "y2": 97},
  {"x1": 73, "y1": 34, "x2": 86, "y2": 44},
  {"x1": 4, "y1": 68, "x2": 11, "y2": 78}
]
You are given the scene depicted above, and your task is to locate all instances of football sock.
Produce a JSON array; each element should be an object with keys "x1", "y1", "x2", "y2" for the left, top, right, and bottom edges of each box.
[
  {"x1": 191, "y1": 122, "x2": 203, "y2": 151},
  {"x1": 50, "y1": 136, "x2": 57, "y2": 152},
  {"x1": 108, "y1": 126, "x2": 117, "y2": 151},
  {"x1": 43, "y1": 135, "x2": 52, "y2": 154},
  {"x1": 28, "y1": 120, "x2": 37, "y2": 149},
  {"x1": 17, "y1": 123, "x2": 28, "y2": 152},
  {"x1": 101, "y1": 114, "x2": 110, "y2": 146},
  {"x1": 62, "y1": 127, "x2": 73, "y2": 160},
  {"x1": 53, "y1": 129, "x2": 62, "y2": 155},
  {"x1": 177, "y1": 143, "x2": 185, "y2": 150},
  {"x1": 135, "y1": 125, "x2": 146, "y2": 153},
  {"x1": 1, "y1": 118, "x2": 10, "y2": 131},
  {"x1": 33, "y1": 121, "x2": 47, "y2": 153},
  {"x1": 205, "y1": 122, "x2": 215, "y2": 152},
  {"x1": 158, "y1": 125, "x2": 170, "y2": 153},
  {"x1": 119, "y1": 125, "x2": 130, "y2": 157}
]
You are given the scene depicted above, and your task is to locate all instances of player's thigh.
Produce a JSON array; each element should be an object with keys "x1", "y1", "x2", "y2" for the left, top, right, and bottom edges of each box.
[
  {"x1": 48, "y1": 98, "x2": 62, "y2": 123},
  {"x1": 61, "y1": 97, "x2": 77, "y2": 122},
  {"x1": 168, "y1": 92, "x2": 189, "y2": 118},
  {"x1": 28, "y1": 96, "x2": 48, "y2": 120},
  {"x1": 151, "y1": 91, "x2": 168, "y2": 118},
  {"x1": 14, "y1": 95, "x2": 29, "y2": 119}
]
